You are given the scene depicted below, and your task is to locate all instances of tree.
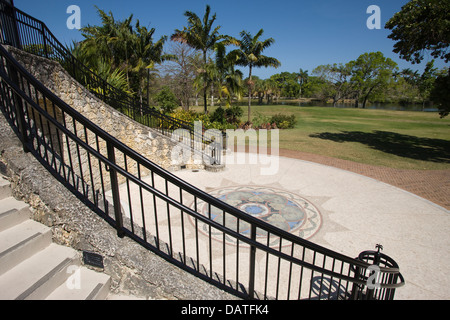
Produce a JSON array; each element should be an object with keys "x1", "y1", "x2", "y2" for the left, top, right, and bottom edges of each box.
[
  {"x1": 162, "y1": 42, "x2": 198, "y2": 110},
  {"x1": 109, "y1": 14, "x2": 134, "y2": 89},
  {"x1": 417, "y1": 61, "x2": 438, "y2": 109},
  {"x1": 386, "y1": 0, "x2": 449, "y2": 117},
  {"x1": 130, "y1": 21, "x2": 172, "y2": 105},
  {"x1": 349, "y1": 52, "x2": 398, "y2": 108},
  {"x1": 231, "y1": 29, "x2": 281, "y2": 123},
  {"x1": 250, "y1": 76, "x2": 265, "y2": 104},
  {"x1": 213, "y1": 42, "x2": 244, "y2": 107},
  {"x1": 385, "y1": 0, "x2": 450, "y2": 64},
  {"x1": 430, "y1": 69, "x2": 450, "y2": 118},
  {"x1": 297, "y1": 68, "x2": 309, "y2": 98},
  {"x1": 171, "y1": 5, "x2": 230, "y2": 114},
  {"x1": 312, "y1": 63, "x2": 353, "y2": 107},
  {"x1": 263, "y1": 78, "x2": 278, "y2": 103},
  {"x1": 269, "y1": 72, "x2": 301, "y2": 98},
  {"x1": 80, "y1": 7, "x2": 120, "y2": 65},
  {"x1": 80, "y1": 6, "x2": 171, "y2": 103},
  {"x1": 155, "y1": 86, "x2": 179, "y2": 114}
]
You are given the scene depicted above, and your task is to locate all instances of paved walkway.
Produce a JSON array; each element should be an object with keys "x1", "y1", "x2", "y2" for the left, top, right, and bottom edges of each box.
[{"x1": 170, "y1": 151, "x2": 450, "y2": 300}]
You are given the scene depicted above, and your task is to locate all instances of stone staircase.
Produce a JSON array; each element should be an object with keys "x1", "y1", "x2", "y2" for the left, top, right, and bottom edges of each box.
[{"x1": 0, "y1": 175, "x2": 112, "y2": 300}]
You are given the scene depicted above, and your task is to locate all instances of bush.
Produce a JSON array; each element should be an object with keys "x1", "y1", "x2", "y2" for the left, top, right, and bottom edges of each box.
[
  {"x1": 170, "y1": 108, "x2": 239, "y2": 131},
  {"x1": 170, "y1": 109, "x2": 198, "y2": 123},
  {"x1": 210, "y1": 107, "x2": 226, "y2": 124},
  {"x1": 210, "y1": 106, "x2": 243, "y2": 125},
  {"x1": 225, "y1": 106, "x2": 243, "y2": 125},
  {"x1": 270, "y1": 113, "x2": 296, "y2": 129},
  {"x1": 252, "y1": 112, "x2": 272, "y2": 129}
]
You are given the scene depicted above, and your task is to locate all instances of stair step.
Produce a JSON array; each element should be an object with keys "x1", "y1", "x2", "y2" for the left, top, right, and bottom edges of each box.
[
  {"x1": 0, "y1": 219, "x2": 52, "y2": 276},
  {"x1": 46, "y1": 267, "x2": 111, "y2": 300},
  {"x1": 0, "y1": 176, "x2": 11, "y2": 200},
  {"x1": 0, "y1": 197, "x2": 31, "y2": 232},
  {"x1": 0, "y1": 178, "x2": 112, "y2": 300},
  {"x1": 0, "y1": 243, "x2": 79, "y2": 300}
]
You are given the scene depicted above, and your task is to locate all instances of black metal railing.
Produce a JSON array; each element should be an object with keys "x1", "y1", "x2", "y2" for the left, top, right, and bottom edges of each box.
[
  {"x1": 0, "y1": 0, "x2": 223, "y2": 165},
  {"x1": 0, "y1": 43, "x2": 404, "y2": 300}
]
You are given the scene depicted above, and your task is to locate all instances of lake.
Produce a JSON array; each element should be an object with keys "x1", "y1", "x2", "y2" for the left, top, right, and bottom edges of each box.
[{"x1": 236, "y1": 100, "x2": 439, "y2": 112}]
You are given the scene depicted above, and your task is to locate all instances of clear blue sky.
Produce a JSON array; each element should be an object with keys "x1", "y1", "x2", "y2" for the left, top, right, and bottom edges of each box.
[{"x1": 13, "y1": 0, "x2": 449, "y2": 79}]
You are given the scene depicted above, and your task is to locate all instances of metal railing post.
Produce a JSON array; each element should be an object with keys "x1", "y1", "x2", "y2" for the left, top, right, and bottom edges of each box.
[
  {"x1": 7, "y1": 61, "x2": 29, "y2": 153},
  {"x1": 40, "y1": 24, "x2": 48, "y2": 58},
  {"x1": 0, "y1": 1, "x2": 21, "y2": 49},
  {"x1": 107, "y1": 141, "x2": 125, "y2": 238},
  {"x1": 350, "y1": 264, "x2": 362, "y2": 300},
  {"x1": 248, "y1": 224, "x2": 257, "y2": 299}
]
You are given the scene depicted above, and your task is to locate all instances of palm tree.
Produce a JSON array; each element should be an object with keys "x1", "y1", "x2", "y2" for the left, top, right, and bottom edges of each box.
[
  {"x1": 130, "y1": 21, "x2": 173, "y2": 105},
  {"x1": 80, "y1": 7, "x2": 174, "y2": 108},
  {"x1": 214, "y1": 42, "x2": 244, "y2": 107},
  {"x1": 171, "y1": 5, "x2": 229, "y2": 114},
  {"x1": 263, "y1": 78, "x2": 278, "y2": 104},
  {"x1": 297, "y1": 68, "x2": 309, "y2": 98},
  {"x1": 80, "y1": 7, "x2": 134, "y2": 90},
  {"x1": 109, "y1": 15, "x2": 134, "y2": 90},
  {"x1": 80, "y1": 7, "x2": 129, "y2": 67},
  {"x1": 231, "y1": 29, "x2": 281, "y2": 123}
]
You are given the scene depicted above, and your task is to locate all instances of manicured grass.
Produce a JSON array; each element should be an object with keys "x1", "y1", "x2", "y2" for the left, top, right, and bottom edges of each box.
[{"x1": 191, "y1": 104, "x2": 450, "y2": 170}]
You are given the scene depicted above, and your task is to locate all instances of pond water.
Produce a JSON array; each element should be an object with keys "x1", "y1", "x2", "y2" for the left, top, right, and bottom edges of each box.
[{"x1": 237, "y1": 100, "x2": 439, "y2": 112}]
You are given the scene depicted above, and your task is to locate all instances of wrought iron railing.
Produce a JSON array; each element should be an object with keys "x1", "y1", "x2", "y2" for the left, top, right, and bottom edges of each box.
[
  {"x1": 0, "y1": 43, "x2": 404, "y2": 300},
  {"x1": 0, "y1": 0, "x2": 222, "y2": 165}
]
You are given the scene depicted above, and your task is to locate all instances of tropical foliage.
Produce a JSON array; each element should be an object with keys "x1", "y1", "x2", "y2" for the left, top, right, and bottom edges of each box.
[
  {"x1": 69, "y1": 1, "x2": 448, "y2": 123},
  {"x1": 75, "y1": 6, "x2": 172, "y2": 103}
]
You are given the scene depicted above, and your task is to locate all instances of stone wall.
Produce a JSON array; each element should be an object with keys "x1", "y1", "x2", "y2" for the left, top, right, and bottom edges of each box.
[{"x1": 4, "y1": 45, "x2": 204, "y2": 173}]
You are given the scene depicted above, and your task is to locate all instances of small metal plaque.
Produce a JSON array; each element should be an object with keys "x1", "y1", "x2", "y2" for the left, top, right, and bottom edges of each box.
[{"x1": 83, "y1": 251, "x2": 104, "y2": 269}]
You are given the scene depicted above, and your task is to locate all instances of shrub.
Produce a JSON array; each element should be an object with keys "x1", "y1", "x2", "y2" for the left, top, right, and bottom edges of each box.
[
  {"x1": 210, "y1": 106, "x2": 226, "y2": 124},
  {"x1": 170, "y1": 109, "x2": 198, "y2": 123},
  {"x1": 210, "y1": 106, "x2": 243, "y2": 125},
  {"x1": 252, "y1": 112, "x2": 272, "y2": 129},
  {"x1": 225, "y1": 105, "x2": 243, "y2": 125},
  {"x1": 170, "y1": 108, "x2": 239, "y2": 131},
  {"x1": 270, "y1": 113, "x2": 296, "y2": 129}
]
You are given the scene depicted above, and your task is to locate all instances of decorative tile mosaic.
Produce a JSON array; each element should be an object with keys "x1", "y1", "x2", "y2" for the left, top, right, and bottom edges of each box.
[{"x1": 193, "y1": 186, "x2": 322, "y2": 246}]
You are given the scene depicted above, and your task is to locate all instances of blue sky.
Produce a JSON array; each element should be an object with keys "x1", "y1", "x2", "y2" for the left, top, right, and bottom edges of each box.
[{"x1": 14, "y1": 0, "x2": 449, "y2": 79}]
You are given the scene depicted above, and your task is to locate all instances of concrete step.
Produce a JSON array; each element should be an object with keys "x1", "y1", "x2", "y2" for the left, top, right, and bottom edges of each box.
[
  {"x1": 46, "y1": 266, "x2": 111, "y2": 300},
  {"x1": 0, "y1": 196, "x2": 31, "y2": 232},
  {"x1": 0, "y1": 175, "x2": 112, "y2": 300},
  {"x1": 0, "y1": 228, "x2": 112, "y2": 300},
  {"x1": 0, "y1": 243, "x2": 79, "y2": 300},
  {"x1": 0, "y1": 219, "x2": 52, "y2": 276}
]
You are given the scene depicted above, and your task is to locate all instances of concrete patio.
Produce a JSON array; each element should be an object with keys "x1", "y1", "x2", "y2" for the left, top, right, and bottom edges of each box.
[{"x1": 163, "y1": 151, "x2": 450, "y2": 300}]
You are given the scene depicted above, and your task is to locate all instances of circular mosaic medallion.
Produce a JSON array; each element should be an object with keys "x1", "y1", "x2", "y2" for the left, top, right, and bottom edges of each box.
[{"x1": 192, "y1": 186, "x2": 322, "y2": 246}]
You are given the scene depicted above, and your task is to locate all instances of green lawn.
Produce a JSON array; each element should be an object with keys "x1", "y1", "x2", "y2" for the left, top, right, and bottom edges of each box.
[{"x1": 198, "y1": 104, "x2": 450, "y2": 170}]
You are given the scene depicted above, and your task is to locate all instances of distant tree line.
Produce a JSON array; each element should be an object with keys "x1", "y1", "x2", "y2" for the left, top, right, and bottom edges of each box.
[{"x1": 68, "y1": 0, "x2": 449, "y2": 119}]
